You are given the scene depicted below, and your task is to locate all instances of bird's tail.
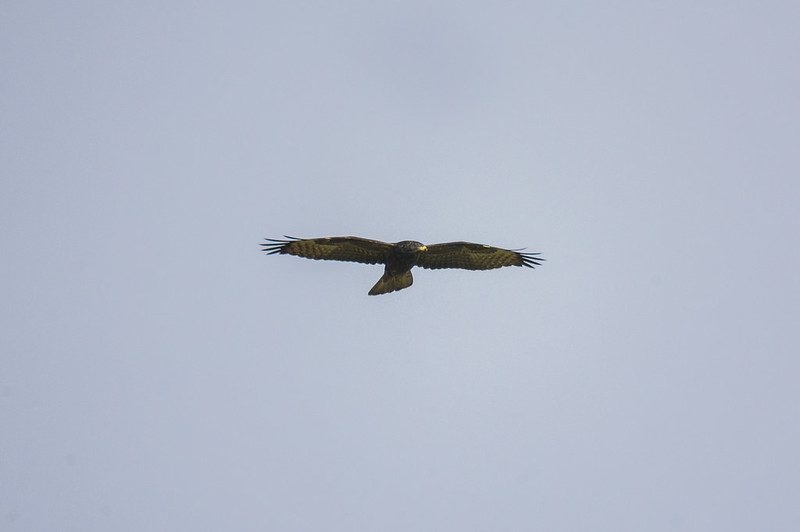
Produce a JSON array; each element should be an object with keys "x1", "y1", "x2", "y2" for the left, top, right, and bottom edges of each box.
[{"x1": 368, "y1": 270, "x2": 413, "y2": 295}]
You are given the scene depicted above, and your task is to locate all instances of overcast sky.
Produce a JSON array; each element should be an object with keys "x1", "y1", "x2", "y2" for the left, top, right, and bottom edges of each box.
[{"x1": 2, "y1": 2, "x2": 799, "y2": 531}]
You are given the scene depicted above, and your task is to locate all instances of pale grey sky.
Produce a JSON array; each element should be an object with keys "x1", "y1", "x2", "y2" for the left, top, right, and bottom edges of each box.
[{"x1": 2, "y1": 2, "x2": 799, "y2": 531}]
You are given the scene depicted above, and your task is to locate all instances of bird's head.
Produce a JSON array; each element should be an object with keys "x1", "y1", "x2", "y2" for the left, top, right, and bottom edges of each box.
[{"x1": 395, "y1": 240, "x2": 427, "y2": 255}]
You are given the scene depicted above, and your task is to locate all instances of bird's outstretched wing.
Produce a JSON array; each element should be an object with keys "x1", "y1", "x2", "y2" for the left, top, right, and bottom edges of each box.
[
  {"x1": 261, "y1": 236, "x2": 393, "y2": 265},
  {"x1": 416, "y1": 242, "x2": 544, "y2": 270}
]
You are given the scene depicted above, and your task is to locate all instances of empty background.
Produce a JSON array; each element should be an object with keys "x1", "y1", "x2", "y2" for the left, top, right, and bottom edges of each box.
[{"x1": 2, "y1": 2, "x2": 799, "y2": 530}]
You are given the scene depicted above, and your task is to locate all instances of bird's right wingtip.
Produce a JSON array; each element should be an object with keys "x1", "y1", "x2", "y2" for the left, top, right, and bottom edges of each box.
[{"x1": 261, "y1": 237, "x2": 290, "y2": 254}]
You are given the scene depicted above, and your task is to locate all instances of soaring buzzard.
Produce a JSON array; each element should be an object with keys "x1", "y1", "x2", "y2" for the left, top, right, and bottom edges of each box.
[{"x1": 262, "y1": 236, "x2": 543, "y2": 295}]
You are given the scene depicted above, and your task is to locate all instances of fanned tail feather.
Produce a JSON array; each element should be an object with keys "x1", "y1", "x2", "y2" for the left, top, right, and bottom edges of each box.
[{"x1": 368, "y1": 271, "x2": 413, "y2": 295}]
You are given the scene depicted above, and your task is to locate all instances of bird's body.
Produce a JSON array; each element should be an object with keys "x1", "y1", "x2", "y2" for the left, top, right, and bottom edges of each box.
[
  {"x1": 262, "y1": 236, "x2": 543, "y2": 295},
  {"x1": 367, "y1": 240, "x2": 427, "y2": 295}
]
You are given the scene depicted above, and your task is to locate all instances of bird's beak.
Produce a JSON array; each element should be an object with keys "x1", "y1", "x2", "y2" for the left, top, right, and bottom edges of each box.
[{"x1": 419, "y1": 245, "x2": 427, "y2": 251}]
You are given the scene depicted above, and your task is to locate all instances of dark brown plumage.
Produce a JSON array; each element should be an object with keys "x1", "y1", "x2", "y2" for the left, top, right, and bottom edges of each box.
[{"x1": 262, "y1": 236, "x2": 544, "y2": 295}]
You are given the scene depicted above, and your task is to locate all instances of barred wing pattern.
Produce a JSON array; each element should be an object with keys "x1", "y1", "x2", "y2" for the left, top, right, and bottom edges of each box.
[
  {"x1": 415, "y1": 242, "x2": 543, "y2": 270},
  {"x1": 261, "y1": 236, "x2": 393, "y2": 265}
]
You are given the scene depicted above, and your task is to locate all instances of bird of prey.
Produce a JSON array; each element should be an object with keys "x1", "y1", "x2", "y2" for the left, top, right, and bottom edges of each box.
[{"x1": 262, "y1": 236, "x2": 544, "y2": 295}]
